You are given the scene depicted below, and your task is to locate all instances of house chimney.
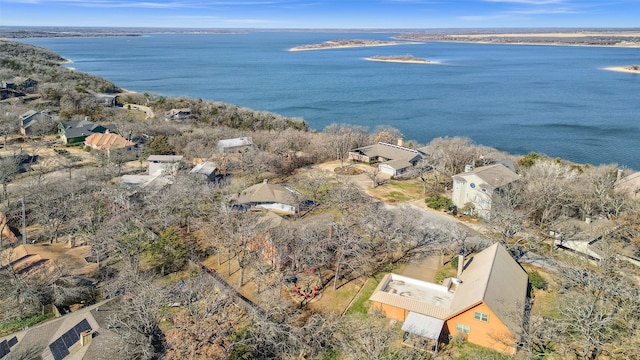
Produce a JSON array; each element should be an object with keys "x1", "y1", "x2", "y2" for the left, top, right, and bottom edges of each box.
[
  {"x1": 397, "y1": 137, "x2": 404, "y2": 147},
  {"x1": 80, "y1": 330, "x2": 93, "y2": 346},
  {"x1": 464, "y1": 164, "x2": 474, "y2": 173},
  {"x1": 84, "y1": 116, "x2": 89, "y2": 121},
  {"x1": 457, "y1": 254, "x2": 464, "y2": 278}
]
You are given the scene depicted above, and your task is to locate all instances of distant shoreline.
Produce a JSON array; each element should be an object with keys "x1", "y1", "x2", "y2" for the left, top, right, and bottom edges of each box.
[
  {"x1": 604, "y1": 66, "x2": 640, "y2": 74},
  {"x1": 395, "y1": 31, "x2": 640, "y2": 48},
  {"x1": 289, "y1": 39, "x2": 421, "y2": 51},
  {"x1": 364, "y1": 55, "x2": 439, "y2": 64}
]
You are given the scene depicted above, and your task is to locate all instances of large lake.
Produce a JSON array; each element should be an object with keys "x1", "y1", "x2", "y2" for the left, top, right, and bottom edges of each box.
[{"x1": 20, "y1": 32, "x2": 640, "y2": 169}]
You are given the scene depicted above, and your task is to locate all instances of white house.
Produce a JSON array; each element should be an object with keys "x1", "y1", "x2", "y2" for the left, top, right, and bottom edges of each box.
[
  {"x1": 217, "y1": 137, "x2": 253, "y2": 153},
  {"x1": 147, "y1": 155, "x2": 184, "y2": 175},
  {"x1": 451, "y1": 164, "x2": 520, "y2": 218}
]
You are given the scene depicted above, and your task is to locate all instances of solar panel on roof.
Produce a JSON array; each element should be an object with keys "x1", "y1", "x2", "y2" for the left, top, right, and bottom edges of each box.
[
  {"x1": 75, "y1": 319, "x2": 92, "y2": 333},
  {"x1": 61, "y1": 329, "x2": 77, "y2": 348},
  {"x1": 49, "y1": 338, "x2": 70, "y2": 360},
  {"x1": 7, "y1": 337, "x2": 17, "y2": 347},
  {"x1": 0, "y1": 340, "x2": 10, "y2": 358},
  {"x1": 47, "y1": 319, "x2": 95, "y2": 360}
]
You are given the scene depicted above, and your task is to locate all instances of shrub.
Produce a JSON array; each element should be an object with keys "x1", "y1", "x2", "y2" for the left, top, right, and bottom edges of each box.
[
  {"x1": 425, "y1": 194, "x2": 453, "y2": 210},
  {"x1": 528, "y1": 270, "x2": 547, "y2": 290},
  {"x1": 450, "y1": 256, "x2": 459, "y2": 270},
  {"x1": 517, "y1": 152, "x2": 542, "y2": 168}
]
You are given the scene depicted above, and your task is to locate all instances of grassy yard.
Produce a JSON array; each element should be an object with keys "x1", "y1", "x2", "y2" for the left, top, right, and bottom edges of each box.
[
  {"x1": 345, "y1": 262, "x2": 406, "y2": 315},
  {"x1": 368, "y1": 178, "x2": 425, "y2": 204}
]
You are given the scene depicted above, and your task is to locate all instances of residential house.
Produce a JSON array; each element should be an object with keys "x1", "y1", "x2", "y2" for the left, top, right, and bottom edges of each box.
[
  {"x1": 614, "y1": 170, "x2": 640, "y2": 197},
  {"x1": 0, "y1": 298, "x2": 123, "y2": 360},
  {"x1": 189, "y1": 161, "x2": 218, "y2": 181},
  {"x1": 120, "y1": 155, "x2": 183, "y2": 196},
  {"x1": 348, "y1": 141, "x2": 424, "y2": 176},
  {"x1": 18, "y1": 110, "x2": 54, "y2": 136},
  {"x1": 236, "y1": 179, "x2": 300, "y2": 215},
  {"x1": 369, "y1": 243, "x2": 528, "y2": 354},
  {"x1": 451, "y1": 164, "x2": 520, "y2": 218},
  {"x1": 94, "y1": 93, "x2": 117, "y2": 107},
  {"x1": 121, "y1": 171, "x2": 173, "y2": 196},
  {"x1": 84, "y1": 132, "x2": 136, "y2": 160},
  {"x1": 148, "y1": 155, "x2": 184, "y2": 175},
  {"x1": 166, "y1": 108, "x2": 192, "y2": 120},
  {"x1": 1, "y1": 81, "x2": 15, "y2": 89},
  {"x1": 57, "y1": 117, "x2": 116, "y2": 144},
  {"x1": 13, "y1": 77, "x2": 39, "y2": 92},
  {"x1": 0, "y1": 87, "x2": 25, "y2": 100},
  {"x1": 217, "y1": 137, "x2": 254, "y2": 153}
]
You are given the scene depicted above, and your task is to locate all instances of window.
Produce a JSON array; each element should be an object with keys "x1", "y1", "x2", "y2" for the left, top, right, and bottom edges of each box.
[
  {"x1": 456, "y1": 324, "x2": 470, "y2": 334},
  {"x1": 474, "y1": 312, "x2": 489, "y2": 322}
]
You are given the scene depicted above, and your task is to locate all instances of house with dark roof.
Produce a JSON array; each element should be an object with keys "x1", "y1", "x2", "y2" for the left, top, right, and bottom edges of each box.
[
  {"x1": 19, "y1": 110, "x2": 54, "y2": 136},
  {"x1": 166, "y1": 108, "x2": 192, "y2": 120},
  {"x1": 451, "y1": 164, "x2": 520, "y2": 218},
  {"x1": 57, "y1": 118, "x2": 116, "y2": 144},
  {"x1": 369, "y1": 243, "x2": 528, "y2": 354},
  {"x1": 348, "y1": 141, "x2": 424, "y2": 176},
  {"x1": 0, "y1": 299, "x2": 122, "y2": 360},
  {"x1": 235, "y1": 180, "x2": 300, "y2": 215}
]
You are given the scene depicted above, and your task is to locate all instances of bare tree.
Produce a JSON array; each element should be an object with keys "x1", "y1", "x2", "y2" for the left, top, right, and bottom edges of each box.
[
  {"x1": 421, "y1": 136, "x2": 483, "y2": 176},
  {"x1": 323, "y1": 123, "x2": 370, "y2": 169},
  {"x1": 555, "y1": 252, "x2": 640, "y2": 360},
  {"x1": 521, "y1": 160, "x2": 576, "y2": 227},
  {"x1": 0, "y1": 154, "x2": 20, "y2": 206},
  {"x1": 108, "y1": 273, "x2": 169, "y2": 360}
]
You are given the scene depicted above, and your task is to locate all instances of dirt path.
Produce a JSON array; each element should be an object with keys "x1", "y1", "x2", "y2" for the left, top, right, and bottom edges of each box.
[{"x1": 124, "y1": 103, "x2": 154, "y2": 119}]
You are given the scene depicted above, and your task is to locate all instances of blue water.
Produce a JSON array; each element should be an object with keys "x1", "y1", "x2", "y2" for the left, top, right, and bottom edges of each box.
[{"x1": 20, "y1": 32, "x2": 640, "y2": 168}]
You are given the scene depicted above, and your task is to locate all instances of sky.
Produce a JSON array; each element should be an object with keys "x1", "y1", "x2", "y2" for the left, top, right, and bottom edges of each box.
[{"x1": 1, "y1": 0, "x2": 639, "y2": 29}]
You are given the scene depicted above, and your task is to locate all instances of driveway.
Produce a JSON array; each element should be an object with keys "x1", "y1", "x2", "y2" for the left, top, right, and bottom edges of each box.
[{"x1": 124, "y1": 103, "x2": 154, "y2": 119}]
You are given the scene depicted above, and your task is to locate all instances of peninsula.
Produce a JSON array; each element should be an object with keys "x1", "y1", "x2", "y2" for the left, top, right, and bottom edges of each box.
[
  {"x1": 289, "y1": 39, "x2": 421, "y2": 51},
  {"x1": 604, "y1": 65, "x2": 640, "y2": 74},
  {"x1": 364, "y1": 55, "x2": 438, "y2": 64},
  {"x1": 395, "y1": 30, "x2": 640, "y2": 48}
]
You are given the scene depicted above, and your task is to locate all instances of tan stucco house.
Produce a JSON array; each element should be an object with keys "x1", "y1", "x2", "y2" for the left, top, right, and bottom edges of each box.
[{"x1": 369, "y1": 243, "x2": 528, "y2": 354}]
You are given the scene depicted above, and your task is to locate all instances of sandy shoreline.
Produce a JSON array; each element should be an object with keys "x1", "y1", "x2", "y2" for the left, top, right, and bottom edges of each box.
[
  {"x1": 364, "y1": 57, "x2": 439, "y2": 65},
  {"x1": 604, "y1": 66, "x2": 640, "y2": 74},
  {"x1": 289, "y1": 41, "x2": 421, "y2": 52}
]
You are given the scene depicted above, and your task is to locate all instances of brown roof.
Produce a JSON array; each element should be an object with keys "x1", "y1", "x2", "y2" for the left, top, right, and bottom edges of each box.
[
  {"x1": 237, "y1": 181, "x2": 298, "y2": 206},
  {"x1": 450, "y1": 243, "x2": 528, "y2": 334},
  {"x1": 84, "y1": 132, "x2": 134, "y2": 151},
  {"x1": 369, "y1": 243, "x2": 528, "y2": 334}
]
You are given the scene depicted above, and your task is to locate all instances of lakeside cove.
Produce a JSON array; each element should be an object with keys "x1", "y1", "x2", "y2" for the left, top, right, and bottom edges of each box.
[{"x1": 16, "y1": 32, "x2": 640, "y2": 169}]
